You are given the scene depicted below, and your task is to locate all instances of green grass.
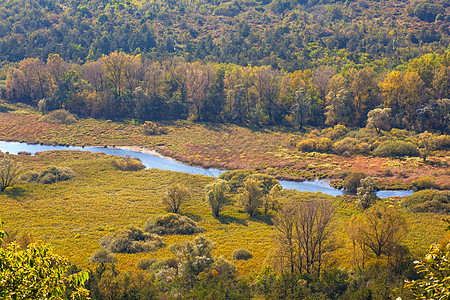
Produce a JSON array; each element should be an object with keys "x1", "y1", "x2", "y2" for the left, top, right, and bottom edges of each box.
[{"x1": 0, "y1": 151, "x2": 447, "y2": 277}]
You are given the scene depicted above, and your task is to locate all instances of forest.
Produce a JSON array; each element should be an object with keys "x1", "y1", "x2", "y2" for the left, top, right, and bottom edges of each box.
[{"x1": 0, "y1": 0, "x2": 450, "y2": 298}]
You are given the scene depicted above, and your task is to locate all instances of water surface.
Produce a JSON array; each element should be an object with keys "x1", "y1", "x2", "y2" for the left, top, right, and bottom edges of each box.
[{"x1": 0, "y1": 141, "x2": 413, "y2": 198}]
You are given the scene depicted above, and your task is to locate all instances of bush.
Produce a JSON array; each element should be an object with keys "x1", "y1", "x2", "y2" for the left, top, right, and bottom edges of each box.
[
  {"x1": 411, "y1": 177, "x2": 437, "y2": 190},
  {"x1": 141, "y1": 121, "x2": 167, "y2": 135},
  {"x1": 434, "y1": 135, "x2": 450, "y2": 150},
  {"x1": 89, "y1": 248, "x2": 116, "y2": 264},
  {"x1": 232, "y1": 248, "x2": 253, "y2": 260},
  {"x1": 373, "y1": 141, "x2": 419, "y2": 157},
  {"x1": 40, "y1": 109, "x2": 77, "y2": 124},
  {"x1": 341, "y1": 172, "x2": 366, "y2": 193},
  {"x1": 136, "y1": 258, "x2": 158, "y2": 270},
  {"x1": 20, "y1": 166, "x2": 76, "y2": 184},
  {"x1": 297, "y1": 139, "x2": 318, "y2": 152},
  {"x1": 328, "y1": 124, "x2": 349, "y2": 140},
  {"x1": 99, "y1": 226, "x2": 166, "y2": 253},
  {"x1": 144, "y1": 213, "x2": 205, "y2": 235},
  {"x1": 332, "y1": 137, "x2": 359, "y2": 156},
  {"x1": 317, "y1": 138, "x2": 333, "y2": 153},
  {"x1": 402, "y1": 190, "x2": 450, "y2": 214},
  {"x1": 111, "y1": 155, "x2": 145, "y2": 171},
  {"x1": 219, "y1": 169, "x2": 255, "y2": 193}
]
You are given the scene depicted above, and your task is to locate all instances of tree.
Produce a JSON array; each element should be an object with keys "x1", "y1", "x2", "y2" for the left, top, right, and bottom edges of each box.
[
  {"x1": 356, "y1": 177, "x2": 379, "y2": 209},
  {"x1": 238, "y1": 178, "x2": 263, "y2": 217},
  {"x1": 205, "y1": 179, "x2": 230, "y2": 217},
  {"x1": 349, "y1": 68, "x2": 380, "y2": 126},
  {"x1": 185, "y1": 63, "x2": 215, "y2": 121},
  {"x1": 0, "y1": 220, "x2": 90, "y2": 299},
  {"x1": 253, "y1": 66, "x2": 282, "y2": 124},
  {"x1": 170, "y1": 236, "x2": 215, "y2": 288},
  {"x1": 161, "y1": 183, "x2": 190, "y2": 213},
  {"x1": 0, "y1": 155, "x2": 20, "y2": 192},
  {"x1": 273, "y1": 199, "x2": 334, "y2": 276},
  {"x1": 366, "y1": 108, "x2": 392, "y2": 133},
  {"x1": 291, "y1": 88, "x2": 310, "y2": 129},
  {"x1": 350, "y1": 205, "x2": 407, "y2": 259}
]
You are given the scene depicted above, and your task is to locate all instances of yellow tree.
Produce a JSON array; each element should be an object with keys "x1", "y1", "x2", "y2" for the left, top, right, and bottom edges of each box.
[
  {"x1": 379, "y1": 70, "x2": 405, "y2": 127},
  {"x1": 401, "y1": 71, "x2": 426, "y2": 128}
]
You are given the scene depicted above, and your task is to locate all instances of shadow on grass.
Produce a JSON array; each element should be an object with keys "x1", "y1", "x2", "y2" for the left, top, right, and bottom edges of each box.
[
  {"x1": 249, "y1": 213, "x2": 274, "y2": 226},
  {"x1": 216, "y1": 214, "x2": 248, "y2": 226},
  {"x1": 182, "y1": 212, "x2": 203, "y2": 222},
  {"x1": 203, "y1": 122, "x2": 232, "y2": 133},
  {"x1": 2, "y1": 186, "x2": 27, "y2": 200}
]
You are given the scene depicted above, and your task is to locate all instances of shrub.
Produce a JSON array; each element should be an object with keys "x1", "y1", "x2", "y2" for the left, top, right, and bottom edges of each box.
[
  {"x1": 332, "y1": 137, "x2": 359, "y2": 156},
  {"x1": 341, "y1": 172, "x2": 366, "y2": 193},
  {"x1": 40, "y1": 109, "x2": 77, "y2": 124},
  {"x1": 20, "y1": 166, "x2": 76, "y2": 184},
  {"x1": 111, "y1": 155, "x2": 145, "y2": 171},
  {"x1": 434, "y1": 135, "x2": 450, "y2": 150},
  {"x1": 297, "y1": 139, "x2": 318, "y2": 152},
  {"x1": 219, "y1": 169, "x2": 255, "y2": 193},
  {"x1": 99, "y1": 226, "x2": 165, "y2": 253},
  {"x1": 232, "y1": 248, "x2": 253, "y2": 260},
  {"x1": 373, "y1": 141, "x2": 419, "y2": 157},
  {"x1": 402, "y1": 190, "x2": 450, "y2": 214},
  {"x1": 141, "y1": 121, "x2": 167, "y2": 135},
  {"x1": 317, "y1": 138, "x2": 333, "y2": 153},
  {"x1": 144, "y1": 213, "x2": 205, "y2": 235},
  {"x1": 411, "y1": 177, "x2": 437, "y2": 190},
  {"x1": 328, "y1": 124, "x2": 349, "y2": 140},
  {"x1": 89, "y1": 248, "x2": 116, "y2": 264},
  {"x1": 136, "y1": 258, "x2": 158, "y2": 270}
]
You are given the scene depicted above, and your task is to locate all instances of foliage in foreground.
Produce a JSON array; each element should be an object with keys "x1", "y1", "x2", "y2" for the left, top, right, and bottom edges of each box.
[
  {"x1": 406, "y1": 219, "x2": 450, "y2": 299},
  {"x1": 0, "y1": 220, "x2": 90, "y2": 299}
]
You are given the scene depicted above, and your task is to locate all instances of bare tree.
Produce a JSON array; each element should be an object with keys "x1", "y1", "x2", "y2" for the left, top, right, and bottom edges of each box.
[
  {"x1": 253, "y1": 66, "x2": 281, "y2": 123},
  {"x1": 81, "y1": 59, "x2": 106, "y2": 93},
  {"x1": 161, "y1": 183, "x2": 190, "y2": 213},
  {"x1": 273, "y1": 199, "x2": 334, "y2": 276},
  {"x1": 313, "y1": 65, "x2": 335, "y2": 100},
  {"x1": 0, "y1": 155, "x2": 20, "y2": 192},
  {"x1": 348, "y1": 204, "x2": 407, "y2": 261},
  {"x1": 185, "y1": 63, "x2": 214, "y2": 121}
]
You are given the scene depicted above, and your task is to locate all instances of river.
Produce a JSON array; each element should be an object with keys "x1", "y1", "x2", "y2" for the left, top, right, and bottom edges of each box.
[{"x1": 0, "y1": 141, "x2": 414, "y2": 198}]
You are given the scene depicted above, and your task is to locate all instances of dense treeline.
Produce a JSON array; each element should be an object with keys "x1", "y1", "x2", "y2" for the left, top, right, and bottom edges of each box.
[
  {"x1": 3, "y1": 51, "x2": 450, "y2": 133},
  {"x1": 0, "y1": 0, "x2": 449, "y2": 70}
]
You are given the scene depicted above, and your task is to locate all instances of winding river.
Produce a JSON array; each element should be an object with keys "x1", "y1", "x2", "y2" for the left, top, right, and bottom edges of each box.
[{"x1": 0, "y1": 141, "x2": 414, "y2": 198}]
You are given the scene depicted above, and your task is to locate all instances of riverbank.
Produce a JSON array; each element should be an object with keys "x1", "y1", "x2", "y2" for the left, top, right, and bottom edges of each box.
[{"x1": 0, "y1": 107, "x2": 448, "y2": 191}]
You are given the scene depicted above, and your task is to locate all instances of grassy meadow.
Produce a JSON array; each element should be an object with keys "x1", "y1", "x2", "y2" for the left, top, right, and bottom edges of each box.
[{"x1": 0, "y1": 150, "x2": 448, "y2": 277}]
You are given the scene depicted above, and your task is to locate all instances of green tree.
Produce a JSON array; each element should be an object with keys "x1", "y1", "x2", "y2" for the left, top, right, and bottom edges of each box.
[
  {"x1": 170, "y1": 236, "x2": 216, "y2": 288},
  {"x1": 238, "y1": 178, "x2": 263, "y2": 217},
  {"x1": 0, "y1": 220, "x2": 90, "y2": 299},
  {"x1": 205, "y1": 179, "x2": 230, "y2": 217}
]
